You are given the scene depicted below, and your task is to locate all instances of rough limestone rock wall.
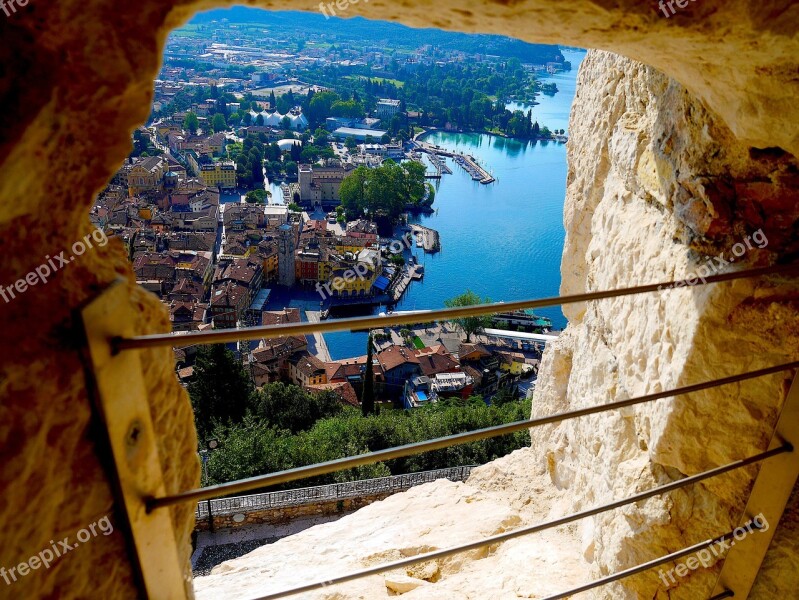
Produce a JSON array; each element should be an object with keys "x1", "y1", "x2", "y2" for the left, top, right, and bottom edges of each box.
[
  {"x1": 532, "y1": 50, "x2": 799, "y2": 598},
  {"x1": 1, "y1": 1, "x2": 798, "y2": 598},
  {"x1": 193, "y1": 50, "x2": 799, "y2": 599}
]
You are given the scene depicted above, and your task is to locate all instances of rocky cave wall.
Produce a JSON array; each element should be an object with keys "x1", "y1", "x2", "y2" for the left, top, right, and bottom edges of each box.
[{"x1": 1, "y1": 1, "x2": 798, "y2": 599}]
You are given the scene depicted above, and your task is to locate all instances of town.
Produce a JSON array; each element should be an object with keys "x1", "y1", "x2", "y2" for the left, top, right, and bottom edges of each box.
[{"x1": 92, "y1": 10, "x2": 567, "y2": 412}]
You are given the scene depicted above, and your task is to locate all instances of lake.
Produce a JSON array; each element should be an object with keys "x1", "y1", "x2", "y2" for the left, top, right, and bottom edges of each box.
[{"x1": 320, "y1": 49, "x2": 587, "y2": 360}]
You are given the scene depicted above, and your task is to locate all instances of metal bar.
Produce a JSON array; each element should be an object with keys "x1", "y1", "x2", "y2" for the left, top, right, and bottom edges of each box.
[
  {"x1": 195, "y1": 466, "x2": 475, "y2": 516},
  {"x1": 81, "y1": 281, "x2": 189, "y2": 599},
  {"x1": 248, "y1": 447, "x2": 788, "y2": 600},
  {"x1": 541, "y1": 526, "x2": 750, "y2": 600},
  {"x1": 147, "y1": 361, "x2": 799, "y2": 511},
  {"x1": 116, "y1": 263, "x2": 799, "y2": 351},
  {"x1": 710, "y1": 372, "x2": 799, "y2": 597}
]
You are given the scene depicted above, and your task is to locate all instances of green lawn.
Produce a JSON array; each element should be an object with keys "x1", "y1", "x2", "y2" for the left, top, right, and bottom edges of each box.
[{"x1": 412, "y1": 336, "x2": 425, "y2": 350}]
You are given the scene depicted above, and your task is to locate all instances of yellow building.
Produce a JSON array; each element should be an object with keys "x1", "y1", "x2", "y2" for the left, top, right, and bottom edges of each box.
[
  {"x1": 199, "y1": 161, "x2": 236, "y2": 190},
  {"x1": 328, "y1": 262, "x2": 379, "y2": 297},
  {"x1": 128, "y1": 156, "x2": 168, "y2": 197}
]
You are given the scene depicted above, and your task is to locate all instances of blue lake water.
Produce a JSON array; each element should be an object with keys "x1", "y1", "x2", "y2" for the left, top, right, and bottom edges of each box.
[{"x1": 321, "y1": 49, "x2": 586, "y2": 360}]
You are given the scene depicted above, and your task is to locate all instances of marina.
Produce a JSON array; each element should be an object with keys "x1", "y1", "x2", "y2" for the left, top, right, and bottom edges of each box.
[{"x1": 413, "y1": 140, "x2": 495, "y2": 184}]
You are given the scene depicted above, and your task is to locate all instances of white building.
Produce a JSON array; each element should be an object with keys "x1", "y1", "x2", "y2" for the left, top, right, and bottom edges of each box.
[{"x1": 376, "y1": 99, "x2": 401, "y2": 119}]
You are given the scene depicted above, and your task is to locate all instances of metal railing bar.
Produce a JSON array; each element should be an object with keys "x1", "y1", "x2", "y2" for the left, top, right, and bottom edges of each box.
[
  {"x1": 541, "y1": 526, "x2": 753, "y2": 600},
  {"x1": 194, "y1": 466, "x2": 476, "y2": 517},
  {"x1": 247, "y1": 446, "x2": 788, "y2": 600},
  {"x1": 116, "y1": 263, "x2": 799, "y2": 351},
  {"x1": 148, "y1": 361, "x2": 799, "y2": 511}
]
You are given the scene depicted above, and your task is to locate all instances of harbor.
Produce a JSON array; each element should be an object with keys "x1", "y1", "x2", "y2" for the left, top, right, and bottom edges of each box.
[{"x1": 412, "y1": 140, "x2": 495, "y2": 185}]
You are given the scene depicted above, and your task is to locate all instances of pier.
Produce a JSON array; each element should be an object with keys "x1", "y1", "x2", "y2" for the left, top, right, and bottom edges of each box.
[
  {"x1": 454, "y1": 154, "x2": 495, "y2": 184},
  {"x1": 426, "y1": 152, "x2": 452, "y2": 175},
  {"x1": 410, "y1": 225, "x2": 441, "y2": 253},
  {"x1": 304, "y1": 311, "x2": 332, "y2": 361},
  {"x1": 413, "y1": 141, "x2": 494, "y2": 184}
]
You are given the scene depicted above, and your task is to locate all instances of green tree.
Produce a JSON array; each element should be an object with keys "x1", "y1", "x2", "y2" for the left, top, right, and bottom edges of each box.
[
  {"x1": 250, "y1": 383, "x2": 343, "y2": 434},
  {"x1": 288, "y1": 202, "x2": 302, "y2": 213},
  {"x1": 183, "y1": 111, "x2": 200, "y2": 135},
  {"x1": 245, "y1": 189, "x2": 268, "y2": 204},
  {"x1": 188, "y1": 345, "x2": 255, "y2": 441},
  {"x1": 444, "y1": 290, "x2": 493, "y2": 342},
  {"x1": 362, "y1": 334, "x2": 376, "y2": 417},
  {"x1": 339, "y1": 165, "x2": 370, "y2": 217},
  {"x1": 212, "y1": 113, "x2": 227, "y2": 133},
  {"x1": 307, "y1": 90, "x2": 340, "y2": 126},
  {"x1": 344, "y1": 136, "x2": 358, "y2": 151}
]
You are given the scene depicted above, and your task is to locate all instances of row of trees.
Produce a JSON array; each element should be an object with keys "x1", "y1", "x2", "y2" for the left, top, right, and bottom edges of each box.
[
  {"x1": 301, "y1": 59, "x2": 561, "y2": 140},
  {"x1": 203, "y1": 395, "x2": 531, "y2": 488},
  {"x1": 187, "y1": 344, "x2": 532, "y2": 489}
]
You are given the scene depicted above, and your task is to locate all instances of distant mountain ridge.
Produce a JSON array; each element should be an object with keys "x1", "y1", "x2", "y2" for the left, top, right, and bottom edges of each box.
[{"x1": 189, "y1": 8, "x2": 564, "y2": 64}]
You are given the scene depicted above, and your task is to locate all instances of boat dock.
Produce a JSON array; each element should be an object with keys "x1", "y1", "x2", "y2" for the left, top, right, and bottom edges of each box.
[
  {"x1": 426, "y1": 152, "x2": 452, "y2": 175},
  {"x1": 389, "y1": 268, "x2": 413, "y2": 302},
  {"x1": 411, "y1": 225, "x2": 441, "y2": 253},
  {"x1": 454, "y1": 154, "x2": 495, "y2": 184},
  {"x1": 413, "y1": 141, "x2": 494, "y2": 184}
]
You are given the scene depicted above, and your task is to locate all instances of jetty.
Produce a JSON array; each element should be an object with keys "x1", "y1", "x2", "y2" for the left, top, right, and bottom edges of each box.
[
  {"x1": 426, "y1": 152, "x2": 452, "y2": 175},
  {"x1": 454, "y1": 154, "x2": 495, "y2": 184},
  {"x1": 413, "y1": 141, "x2": 494, "y2": 184},
  {"x1": 410, "y1": 225, "x2": 441, "y2": 253}
]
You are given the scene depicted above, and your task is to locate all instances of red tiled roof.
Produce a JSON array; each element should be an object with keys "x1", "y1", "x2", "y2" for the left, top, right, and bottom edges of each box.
[
  {"x1": 376, "y1": 345, "x2": 420, "y2": 373},
  {"x1": 305, "y1": 381, "x2": 360, "y2": 408}
]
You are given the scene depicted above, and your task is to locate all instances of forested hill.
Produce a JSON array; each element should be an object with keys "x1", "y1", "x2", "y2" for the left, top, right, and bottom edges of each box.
[{"x1": 189, "y1": 8, "x2": 564, "y2": 65}]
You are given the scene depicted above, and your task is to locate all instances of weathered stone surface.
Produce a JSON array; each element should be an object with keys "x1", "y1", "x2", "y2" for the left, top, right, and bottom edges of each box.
[{"x1": 2, "y1": 1, "x2": 798, "y2": 598}]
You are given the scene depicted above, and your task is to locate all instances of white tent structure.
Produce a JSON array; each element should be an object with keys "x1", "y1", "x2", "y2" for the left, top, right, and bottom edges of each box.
[{"x1": 248, "y1": 110, "x2": 309, "y2": 131}]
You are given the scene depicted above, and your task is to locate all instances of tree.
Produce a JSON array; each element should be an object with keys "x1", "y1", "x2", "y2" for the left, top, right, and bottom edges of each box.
[
  {"x1": 288, "y1": 202, "x2": 302, "y2": 213},
  {"x1": 444, "y1": 290, "x2": 493, "y2": 342},
  {"x1": 491, "y1": 386, "x2": 518, "y2": 406},
  {"x1": 246, "y1": 189, "x2": 268, "y2": 204},
  {"x1": 280, "y1": 116, "x2": 292, "y2": 130},
  {"x1": 183, "y1": 111, "x2": 200, "y2": 135},
  {"x1": 284, "y1": 161, "x2": 298, "y2": 177},
  {"x1": 212, "y1": 113, "x2": 227, "y2": 133},
  {"x1": 188, "y1": 345, "x2": 255, "y2": 441},
  {"x1": 339, "y1": 165, "x2": 370, "y2": 217},
  {"x1": 250, "y1": 383, "x2": 342, "y2": 434},
  {"x1": 361, "y1": 334, "x2": 376, "y2": 417},
  {"x1": 345, "y1": 136, "x2": 358, "y2": 151}
]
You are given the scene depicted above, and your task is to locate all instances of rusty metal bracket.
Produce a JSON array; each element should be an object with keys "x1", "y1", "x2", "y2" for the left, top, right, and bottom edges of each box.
[
  {"x1": 710, "y1": 371, "x2": 799, "y2": 598},
  {"x1": 82, "y1": 280, "x2": 189, "y2": 599}
]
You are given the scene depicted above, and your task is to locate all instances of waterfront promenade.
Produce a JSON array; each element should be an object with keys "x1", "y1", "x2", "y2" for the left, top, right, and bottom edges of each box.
[{"x1": 305, "y1": 311, "x2": 332, "y2": 362}]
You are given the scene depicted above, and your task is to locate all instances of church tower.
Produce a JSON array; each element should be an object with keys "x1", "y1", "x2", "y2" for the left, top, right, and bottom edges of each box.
[{"x1": 278, "y1": 223, "x2": 296, "y2": 287}]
